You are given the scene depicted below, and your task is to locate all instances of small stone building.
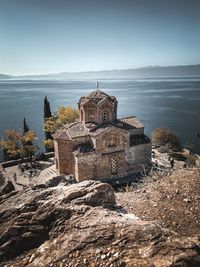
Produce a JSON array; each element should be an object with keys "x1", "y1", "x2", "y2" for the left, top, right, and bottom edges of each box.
[{"x1": 53, "y1": 89, "x2": 151, "y2": 183}]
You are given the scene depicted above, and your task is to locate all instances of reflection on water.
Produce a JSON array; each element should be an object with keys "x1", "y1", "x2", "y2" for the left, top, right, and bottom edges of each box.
[{"x1": 0, "y1": 77, "x2": 200, "y2": 161}]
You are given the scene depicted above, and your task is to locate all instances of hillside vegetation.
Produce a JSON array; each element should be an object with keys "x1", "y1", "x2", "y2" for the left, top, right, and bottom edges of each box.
[{"x1": 117, "y1": 168, "x2": 200, "y2": 237}]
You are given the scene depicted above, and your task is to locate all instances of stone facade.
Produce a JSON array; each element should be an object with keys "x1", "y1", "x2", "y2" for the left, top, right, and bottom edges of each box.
[{"x1": 53, "y1": 89, "x2": 151, "y2": 182}]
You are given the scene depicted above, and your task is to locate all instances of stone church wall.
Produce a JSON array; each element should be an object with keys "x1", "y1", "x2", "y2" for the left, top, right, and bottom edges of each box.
[
  {"x1": 55, "y1": 140, "x2": 75, "y2": 175},
  {"x1": 125, "y1": 143, "x2": 152, "y2": 165},
  {"x1": 54, "y1": 90, "x2": 151, "y2": 182},
  {"x1": 97, "y1": 151, "x2": 129, "y2": 181},
  {"x1": 74, "y1": 152, "x2": 97, "y2": 181}
]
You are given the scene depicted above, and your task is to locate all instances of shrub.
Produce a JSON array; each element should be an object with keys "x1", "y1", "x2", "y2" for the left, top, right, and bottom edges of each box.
[
  {"x1": 152, "y1": 128, "x2": 181, "y2": 152},
  {"x1": 185, "y1": 155, "x2": 197, "y2": 166},
  {"x1": 0, "y1": 129, "x2": 37, "y2": 160},
  {"x1": 42, "y1": 139, "x2": 54, "y2": 151}
]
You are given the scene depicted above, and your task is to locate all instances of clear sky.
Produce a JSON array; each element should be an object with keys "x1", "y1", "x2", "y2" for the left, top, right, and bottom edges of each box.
[{"x1": 0, "y1": 0, "x2": 200, "y2": 75}]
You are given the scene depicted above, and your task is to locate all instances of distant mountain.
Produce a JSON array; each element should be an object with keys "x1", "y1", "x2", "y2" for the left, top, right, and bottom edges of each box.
[
  {"x1": 0, "y1": 74, "x2": 11, "y2": 79},
  {"x1": 1, "y1": 64, "x2": 200, "y2": 80}
]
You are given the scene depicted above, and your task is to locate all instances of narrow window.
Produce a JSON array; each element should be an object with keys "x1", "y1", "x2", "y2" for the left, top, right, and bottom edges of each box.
[
  {"x1": 103, "y1": 111, "x2": 108, "y2": 122},
  {"x1": 81, "y1": 110, "x2": 83, "y2": 121},
  {"x1": 111, "y1": 157, "x2": 117, "y2": 174}
]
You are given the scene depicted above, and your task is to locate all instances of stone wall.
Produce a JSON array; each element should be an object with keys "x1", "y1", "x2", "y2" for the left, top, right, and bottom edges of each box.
[
  {"x1": 74, "y1": 152, "x2": 97, "y2": 181},
  {"x1": 73, "y1": 131, "x2": 151, "y2": 182},
  {"x1": 75, "y1": 151, "x2": 127, "y2": 182},
  {"x1": 55, "y1": 132, "x2": 151, "y2": 182},
  {"x1": 96, "y1": 151, "x2": 128, "y2": 181},
  {"x1": 125, "y1": 143, "x2": 152, "y2": 166},
  {"x1": 81, "y1": 99, "x2": 117, "y2": 124},
  {"x1": 1, "y1": 152, "x2": 55, "y2": 168},
  {"x1": 95, "y1": 128, "x2": 128, "y2": 153},
  {"x1": 74, "y1": 144, "x2": 151, "y2": 182},
  {"x1": 55, "y1": 140, "x2": 74, "y2": 175},
  {"x1": 129, "y1": 128, "x2": 144, "y2": 135},
  {"x1": 72, "y1": 136, "x2": 91, "y2": 147},
  {"x1": 54, "y1": 90, "x2": 151, "y2": 183}
]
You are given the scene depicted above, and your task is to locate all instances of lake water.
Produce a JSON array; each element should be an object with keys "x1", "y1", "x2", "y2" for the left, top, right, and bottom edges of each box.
[{"x1": 0, "y1": 77, "x2": 200, "y2": 162}]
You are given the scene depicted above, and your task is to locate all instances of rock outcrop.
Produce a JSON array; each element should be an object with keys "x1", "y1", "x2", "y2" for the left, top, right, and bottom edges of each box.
[
  {"x1": 0, "y1": 180, "x2": 15, "y2": 195},
  {"x1": 0, "y1": 180, "x2": 200, "y2": 267}
]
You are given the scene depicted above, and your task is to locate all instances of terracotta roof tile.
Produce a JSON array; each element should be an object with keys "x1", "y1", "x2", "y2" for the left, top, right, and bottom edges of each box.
[
  {"x1": 52, "y1": 130, "x2": 70, "y2": 140},
  {"x1": 120, "y1": 116, "x2": 144, "y2": 129},
  {"x1": 78, "y1": 90, "x2": 117, "y2": 106},
  {"x1": 53, "y1": 122, "x2": 88, "y2": 140},
  {"x1": 68, "y1": 122, "x2": 88, "y2": 138},
  {"x1": 88, "y1": 90, "x2": 109, "y2": 99},
  {"x1": 53, "y1": 116, "x2": 144, "y2": 141}
]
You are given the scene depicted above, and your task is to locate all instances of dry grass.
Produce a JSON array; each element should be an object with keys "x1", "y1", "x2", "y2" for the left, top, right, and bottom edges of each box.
[
  {"x1": 122, "y1": 165, "x2": 174, "y2": 192},
  {"x1": 116, "y1": 167, "x2": 200, "y2": 237}
]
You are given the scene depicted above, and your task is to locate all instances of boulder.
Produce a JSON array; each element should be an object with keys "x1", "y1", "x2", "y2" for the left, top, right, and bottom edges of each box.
[
  {"x1": 0, "y1": 180, "x2": 199, "y2": 267},
  {"x1": 32, "y1": 175, "x2": 76, "y2": 190}
]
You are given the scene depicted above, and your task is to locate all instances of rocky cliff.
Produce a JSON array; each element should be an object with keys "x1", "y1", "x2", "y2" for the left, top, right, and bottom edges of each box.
[{"x1": 0, "y1": 177, "x2": 200, "y2": 267}]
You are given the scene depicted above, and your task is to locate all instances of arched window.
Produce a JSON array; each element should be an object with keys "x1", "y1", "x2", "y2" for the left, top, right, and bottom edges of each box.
[{"x1": 111, "y1": 157, "x2": 117, "y2": 174}]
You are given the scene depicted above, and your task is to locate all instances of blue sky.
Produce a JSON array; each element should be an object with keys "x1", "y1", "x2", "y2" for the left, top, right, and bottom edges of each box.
[{"x1": 0, "y1": 0, "x2": 200, "y2": 75}]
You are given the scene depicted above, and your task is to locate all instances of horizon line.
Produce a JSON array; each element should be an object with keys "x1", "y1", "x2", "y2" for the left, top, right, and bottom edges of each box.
[{"x1": 1, "y1": 63, "x2": 200, "y2": 77}]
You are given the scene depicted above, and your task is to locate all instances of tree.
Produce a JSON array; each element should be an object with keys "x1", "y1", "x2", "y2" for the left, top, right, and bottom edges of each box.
[
  {"x1": 44, "y1": 96, "x2": 52, "y2": 119},
  {"x1": 0, "y1": 129, "x2": 21, "y2": 160},
  {"x1": 0, "y1": 129, "x2": 37, "y2": 160},
  {"x1": 43, "y1": 106, "x2": 79, "y2": 131},
  {"x1": 23, "y1": 117, "x2": 33, "y2": 146},
  {"x1": 22, "y1": 131, "x2": 37, "y2": 159},
  {"x1": 43, "y1": 96, "x2": 53, "y2": 149},
  {"x1": 43, "y1": 117, "x2": 56, "y2": 151},
  {"x1": 56, "y1": 106, "x2": 79, "y2": 125},
  {"x1": 23, "y1": 117, "x2": 29, "y2": 134},
  {"x1": 43, "y1": 117, "x2": 57, "y2": 134},
  {"x1": 151, "y1": 128, "x2": 181, "y2": 152},
  {"x1": 43, "y1": 139, "x2": 54, "y2": 151},
  {"x1": 43, "y1": 106, "x2": 79, "y2": 151}
]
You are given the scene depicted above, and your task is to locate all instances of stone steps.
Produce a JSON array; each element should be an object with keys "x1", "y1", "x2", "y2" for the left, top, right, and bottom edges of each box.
[{"x1": 36, "y1": 165, "x2": 57, "y2": 182}]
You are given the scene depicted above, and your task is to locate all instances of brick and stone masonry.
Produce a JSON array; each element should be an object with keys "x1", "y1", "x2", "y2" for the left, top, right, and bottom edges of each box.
[{"x1": 53, "y1": 89, "x2": 151, "y2": 182}]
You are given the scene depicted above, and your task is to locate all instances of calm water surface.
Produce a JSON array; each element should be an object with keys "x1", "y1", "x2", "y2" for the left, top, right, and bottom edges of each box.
[{"x1": 0, "y1": 77, "x2": 200, "y2": 162}]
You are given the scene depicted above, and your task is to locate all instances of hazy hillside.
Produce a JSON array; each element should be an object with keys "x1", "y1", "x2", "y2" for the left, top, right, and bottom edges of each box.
[
  {"x1": 1, "y1": 64, "x2": 200, "y2": 80},
  {"x1": 0, "y1": 74, "x2": 11, "y2": 79}
]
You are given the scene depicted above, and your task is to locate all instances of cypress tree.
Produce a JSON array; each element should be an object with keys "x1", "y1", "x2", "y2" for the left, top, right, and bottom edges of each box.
[
  {"x1": 23, "y1": 117, "x2": 29, "y2": 134},
  {"x1": 44, "y1": 96, "x2": 52, "y2": 119},
  {"x1": 43, "y1": 96, "x2": 53, "y2": 146},
  {"x1": 23, "y1": 118, "x2": 33, "y2": 147}
]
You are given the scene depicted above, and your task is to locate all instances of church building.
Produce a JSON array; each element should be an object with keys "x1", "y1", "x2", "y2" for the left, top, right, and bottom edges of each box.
[{"x1": 53, "y1": 89, "x2": 151, "y2": 183}]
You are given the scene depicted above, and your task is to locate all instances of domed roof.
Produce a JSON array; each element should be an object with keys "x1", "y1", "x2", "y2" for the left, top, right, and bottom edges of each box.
[
  {"x1": 87, "y1": 90, "x2": 109, "y2": 99},
  {"x1": 79, "y1": 89, "x2": 117, "y2": 106}
]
